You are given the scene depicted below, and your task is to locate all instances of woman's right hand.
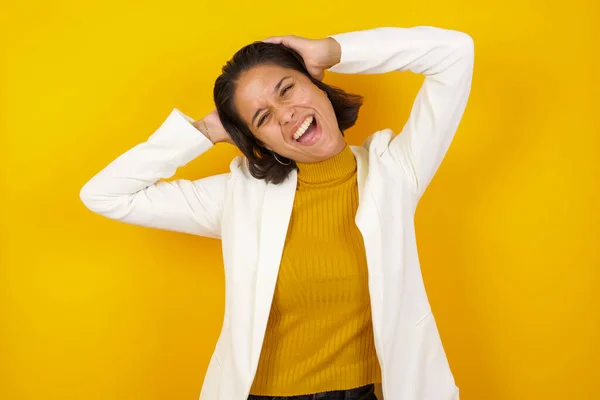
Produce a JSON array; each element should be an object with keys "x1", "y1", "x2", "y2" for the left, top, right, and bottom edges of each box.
[{"x1": 193, "y1": 109, "x2": 234, "y2": 145}]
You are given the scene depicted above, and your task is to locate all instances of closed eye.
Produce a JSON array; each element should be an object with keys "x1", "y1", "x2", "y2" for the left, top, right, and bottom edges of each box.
[
  {"x1": 258, "y1": 113, "x2": 269, "y2": 127},
  {"x1": 257, "y1": 84, "x2": 294, "y2": 128},
  {"x1": 281, "y1": 84, "x2": 294, "y2": 96}
]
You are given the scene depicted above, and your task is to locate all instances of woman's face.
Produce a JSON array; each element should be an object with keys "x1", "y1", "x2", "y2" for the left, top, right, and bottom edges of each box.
[{"x1": 233, "y1": 64, "x2": 345, "y2": 164}]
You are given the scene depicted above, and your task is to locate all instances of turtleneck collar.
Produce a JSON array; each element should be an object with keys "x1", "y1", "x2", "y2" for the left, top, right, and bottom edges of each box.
[{"x1": 295, "y1": 145, "x2": 356, "y2": 188}]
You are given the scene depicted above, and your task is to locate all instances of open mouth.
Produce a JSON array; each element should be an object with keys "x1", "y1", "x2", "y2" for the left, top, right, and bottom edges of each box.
[{"x1": 293, "y1": 116, "x2": 319, "y2": 144}]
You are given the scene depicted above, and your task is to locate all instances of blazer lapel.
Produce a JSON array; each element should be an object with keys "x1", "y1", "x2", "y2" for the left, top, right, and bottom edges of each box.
[
  {"x1": 350, "y1": 145, "x2": 368, "y2": 208},
  {"x1": 350, "y1": 146, "x2": 369, "y2": 225},
  {"x1": 351, "y1": 145, "x2": 384, "y2": 353},
  {"x1": 251, "y1": 168, "x2": 298, "y2": 366}
]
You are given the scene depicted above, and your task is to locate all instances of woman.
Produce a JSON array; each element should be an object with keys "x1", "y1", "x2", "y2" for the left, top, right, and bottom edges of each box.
[{"x1": 80, "y1": 26, "x2": 474, "y2": 400}]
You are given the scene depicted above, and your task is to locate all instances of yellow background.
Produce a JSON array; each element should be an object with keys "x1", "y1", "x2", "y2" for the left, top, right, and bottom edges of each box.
[{"x1": 2, "y1": 1, "x2": 598, "y2": 399}]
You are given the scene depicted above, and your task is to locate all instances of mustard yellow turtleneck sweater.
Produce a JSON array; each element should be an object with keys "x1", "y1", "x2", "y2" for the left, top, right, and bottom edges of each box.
[{"x1": 249, "y1": 145, "x2": 382, "y2": 396}]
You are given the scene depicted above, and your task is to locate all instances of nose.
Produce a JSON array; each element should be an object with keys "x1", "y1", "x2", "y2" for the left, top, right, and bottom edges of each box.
[{"x1": 277, "y1": 107, "x2": 295, "y2": 125}]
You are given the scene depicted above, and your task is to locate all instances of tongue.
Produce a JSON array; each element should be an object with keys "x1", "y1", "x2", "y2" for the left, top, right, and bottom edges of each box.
[{"x1": 298, "y1": 121, "x2": 316, "y2": 143}]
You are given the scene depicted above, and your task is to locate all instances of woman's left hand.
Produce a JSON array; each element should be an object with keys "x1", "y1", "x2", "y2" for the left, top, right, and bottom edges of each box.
[{"x1": 261, "y1": 35, "x2": 341, "y2": 81}]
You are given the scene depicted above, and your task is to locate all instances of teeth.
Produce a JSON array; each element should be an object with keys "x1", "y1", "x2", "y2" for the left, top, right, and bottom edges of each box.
[{"x1": 293, "y1": 116, "x2": 314, "y2": 140}]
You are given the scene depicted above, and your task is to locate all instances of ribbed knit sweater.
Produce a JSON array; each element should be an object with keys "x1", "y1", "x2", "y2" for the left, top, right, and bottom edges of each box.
[{"x1": 249, "y1": 144, "x2": 382, "y2": 396}]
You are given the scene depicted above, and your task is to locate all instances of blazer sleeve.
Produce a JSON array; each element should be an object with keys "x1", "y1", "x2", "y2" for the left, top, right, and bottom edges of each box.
[
  {"x1": 79, "y1": 108, "x2": 229, "y2": 239},
  {"x1": 327, "y1": 26, "x2": 474, "y2": 199}
]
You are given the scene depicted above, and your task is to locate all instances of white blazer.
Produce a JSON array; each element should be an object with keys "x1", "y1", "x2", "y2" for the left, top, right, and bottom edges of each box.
[{"x1": 80, "y1": 26, "x2": 474, "y2": 400}]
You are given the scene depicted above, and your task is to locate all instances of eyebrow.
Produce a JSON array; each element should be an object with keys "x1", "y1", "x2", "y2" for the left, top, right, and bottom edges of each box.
[{"x1": 251, "y1": 76, "x2": 292, "y2": 128}]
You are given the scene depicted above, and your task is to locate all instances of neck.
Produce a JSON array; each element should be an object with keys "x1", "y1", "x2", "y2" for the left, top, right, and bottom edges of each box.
[{"x1": 296, "y1": 145, "x2": 356, "y2": 187}]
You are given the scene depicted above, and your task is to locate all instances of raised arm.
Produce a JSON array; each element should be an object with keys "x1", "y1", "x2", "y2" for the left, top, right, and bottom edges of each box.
[
  {"x1": 79, "y1": 108, "x2": 230, "y2": 239},
  {"x1": 327, "y1": 26, "x2": 474, "y2": 199}
]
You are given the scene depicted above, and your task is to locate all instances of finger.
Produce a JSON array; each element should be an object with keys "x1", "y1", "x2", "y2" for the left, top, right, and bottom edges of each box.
[
  {"x1": 262, "y1": 35, "x2": 294, "y2": 47},
  {"x1": 261, "y1": 36, "x2": 285, "y2": 44},
  {"x1": 310, "y1": 69, "x2": 324, "y2": 81}
]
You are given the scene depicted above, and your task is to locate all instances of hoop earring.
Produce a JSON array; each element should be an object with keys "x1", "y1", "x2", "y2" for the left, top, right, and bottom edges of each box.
[{"x1": 272, "y1": 152, "x2": 291, "y2": 166}]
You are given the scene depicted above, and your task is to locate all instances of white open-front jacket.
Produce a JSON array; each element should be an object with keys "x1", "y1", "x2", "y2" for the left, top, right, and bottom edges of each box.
[{"x1": 80, "y1": 26, "x2": 474, "y2": 400}]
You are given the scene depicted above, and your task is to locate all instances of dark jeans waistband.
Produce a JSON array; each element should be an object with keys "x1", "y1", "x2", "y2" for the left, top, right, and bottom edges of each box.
[{"x1": 247, "y1": 383, "x2": 376, "y2": 400}]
